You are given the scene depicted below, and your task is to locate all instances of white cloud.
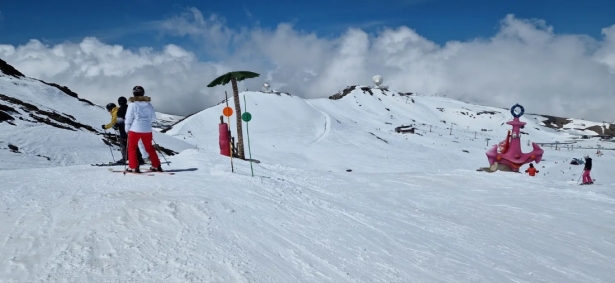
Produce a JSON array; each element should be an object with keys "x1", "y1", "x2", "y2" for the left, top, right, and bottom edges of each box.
[
  {"x1": 1, "y1": 8, "x2": 615, "y2": 122},
  {"x1": 0, "y1": 37, "x2": 227, "y2": 116}
]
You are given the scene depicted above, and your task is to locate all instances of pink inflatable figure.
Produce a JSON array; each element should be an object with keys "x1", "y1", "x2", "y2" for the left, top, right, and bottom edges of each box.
[{"x1": 485, "y1": 104, "x2": 544, "y2": 172}]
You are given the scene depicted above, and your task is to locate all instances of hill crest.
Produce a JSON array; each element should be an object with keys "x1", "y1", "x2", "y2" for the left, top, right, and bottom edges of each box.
[{"x1": 0, "y1": 58, "x2": 192, "y2": 169}]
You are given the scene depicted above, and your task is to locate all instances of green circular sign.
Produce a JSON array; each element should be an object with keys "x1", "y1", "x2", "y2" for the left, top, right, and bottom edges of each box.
[{"x1": 241, "y1": 112, "x2": 252, "y2": 122}]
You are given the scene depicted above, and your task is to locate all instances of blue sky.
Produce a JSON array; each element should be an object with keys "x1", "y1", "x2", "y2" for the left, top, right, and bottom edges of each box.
[
  {"x1": 1, "y1": 0, "x2": 613, "y2": 51},
  {"x1": 1, "y1": 0, "x2": 614, "y2": 120}
]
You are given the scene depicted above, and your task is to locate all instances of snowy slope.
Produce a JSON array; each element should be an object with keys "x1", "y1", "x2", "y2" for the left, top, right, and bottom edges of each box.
[
  {"x1": 164, "y1": 86, "x2": 613, "y2": 172},
  {"x1": 2, "y1": 82, "x2": 615, "y2": 282},
  {"x1": 1, "y1": 147, "x2": 614, "y2": 282},
  {"x1": 0, "y1": 60, "x2": 192, "y2": 170}
]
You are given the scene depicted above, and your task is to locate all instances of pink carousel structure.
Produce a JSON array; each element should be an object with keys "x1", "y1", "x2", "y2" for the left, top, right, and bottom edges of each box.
[{"x1": 484, "y1": 104, "x2": 544, "y2": 172}]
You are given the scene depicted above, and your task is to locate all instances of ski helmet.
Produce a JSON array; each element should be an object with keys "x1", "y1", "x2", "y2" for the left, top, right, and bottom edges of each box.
[
  {"x1": 132, "y1": 85, "x2": 145, "y2": 96},
  {"x1": 584, "y1": 154, "x2": 589, "y2": 159},
  {"x1": 118, "y1": 96, "x2": 127, "y2": 105},
  {"x1": 105, "y1": 103, "x2": 116, "y2": 112}
]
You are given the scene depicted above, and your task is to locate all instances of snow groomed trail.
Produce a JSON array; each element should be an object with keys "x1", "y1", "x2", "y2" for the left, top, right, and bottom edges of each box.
[{"x1": 1, "y1": 149, "x2": 614, "y2": 282}]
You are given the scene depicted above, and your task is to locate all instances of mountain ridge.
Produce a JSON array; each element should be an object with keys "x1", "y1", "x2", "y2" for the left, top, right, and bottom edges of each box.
[
  {"x1": 162, "y1": 84, "x2": 614, "y2": 141},
  {"x1": 0, "y1": 58, "x2": 192, "y2": 169}
]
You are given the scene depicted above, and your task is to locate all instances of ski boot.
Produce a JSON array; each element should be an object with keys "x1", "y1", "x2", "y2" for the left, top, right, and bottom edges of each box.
[
  {"x1": 149, "y1": 165, "x2": 164, "y2": 172},
  {"x1": 125, "y1": 167, "x2": 141, "y2": 173}
]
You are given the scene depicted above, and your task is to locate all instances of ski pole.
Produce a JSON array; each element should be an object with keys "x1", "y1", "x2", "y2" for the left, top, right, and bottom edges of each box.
[
  {"x1": 152, "y1": 138, "x2": 170, "y2": 166},
  {"x1": 224, "y1": 91, "x2": 234, "y2": 173},
  {"x1": 114, "y1": 129, "x2": 127, "y2": 165},
  {"x1": 577, "y1": 174, "x2": 582, "y2": 184},
  {"x1": 113, "y1": 129, "x2": 121, "y2": 157},
  {"x1": 578, "y1": 168, "x2": 586, "y2": 184},
  {"x1": 124, "y1": 135, "x2": 129, "y2": 171},
  {"x1": 104, "y1": 129, "x2": 116, "y2": 163}
]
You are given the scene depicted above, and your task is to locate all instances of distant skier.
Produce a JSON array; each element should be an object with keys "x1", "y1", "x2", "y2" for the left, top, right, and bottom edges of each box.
[
  {"x1": 124, "y1": 86, "x2": 163, "y2": 173},
  {"x1": 582, "y1": 154, "x2": 593, "y2": 184},
  {"x1": 525, "y1": 163, "x2": 539, "y2": 176}
]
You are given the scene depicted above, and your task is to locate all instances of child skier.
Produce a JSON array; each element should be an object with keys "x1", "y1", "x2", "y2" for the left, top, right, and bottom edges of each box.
[
  {"x1": 124, "y1": 86, "x2": 163, "y2": 173},
  {"x1": 525, "y1": 163, "x2": 539, "y2": 176},
  {"x1": 582, "y1": 154, "x2": 593, "y2": 184},
  {"x1": 102, "y1": 102, "x2": 127, "y2": 165}
]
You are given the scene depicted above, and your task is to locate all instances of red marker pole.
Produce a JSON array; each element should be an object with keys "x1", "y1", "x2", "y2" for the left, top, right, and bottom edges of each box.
[{"x1": 223, "y1": 91, "x2": 234, "y2": 173}]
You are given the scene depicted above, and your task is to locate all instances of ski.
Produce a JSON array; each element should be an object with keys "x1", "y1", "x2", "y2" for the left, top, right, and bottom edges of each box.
[
  {"x1": 143, "y1": 170, "x2": 175, "y2": 175},
  {"x1": 107, "y1": 168, "x2": 155, "y2": 176},
  {"x1": 568, "y1": 179, "x2": 597, "y2": 185},
  {"x1": 94, "y1": 161, "x2": 171, "y2": 167},
  {"x1": 92, "y1": 162, "x2": 123, "y2": 167},
  {"x1": 106, "y1": 168, "x2": 174, "y2": 175}
]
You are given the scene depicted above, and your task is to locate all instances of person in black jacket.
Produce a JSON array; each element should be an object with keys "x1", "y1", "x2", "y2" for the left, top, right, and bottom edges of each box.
[
  {"x1": 582, "y1": 154, "x2": 593, "y2": 184},
  {"x1": 114, "y1": 96, "x2": 144, "y2": 165}
]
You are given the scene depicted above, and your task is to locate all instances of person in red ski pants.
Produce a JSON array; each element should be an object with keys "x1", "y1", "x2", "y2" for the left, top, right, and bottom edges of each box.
[{"x1": 124, "y1": 85, "x2": 163, "y2": 173}]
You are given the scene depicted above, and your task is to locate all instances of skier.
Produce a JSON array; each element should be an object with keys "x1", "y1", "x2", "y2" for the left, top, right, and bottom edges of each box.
[
  {"x1": 582, "y1": 154, "x2": 593, "y2": 184},
  {"x1": 102, "y1": 102, "x2": 127, "y2": 165},
  {"x1": 124, "y1": 86, "x2": 163, "y2": 173},
  {"x1": 102, "y1": 100, "x2": 145, "y2": 165},
  {"x1": 525, "y1": 163, "x2": 539, "y2": 176},
  {"x1": 115, "y1": 96, "x2": 146, "y2": 165}
]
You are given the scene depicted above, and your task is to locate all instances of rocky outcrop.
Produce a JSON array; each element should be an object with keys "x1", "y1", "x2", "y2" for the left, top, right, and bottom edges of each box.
[{"x1": 0, "y1": 58, "x2": 25, "y2": 78}]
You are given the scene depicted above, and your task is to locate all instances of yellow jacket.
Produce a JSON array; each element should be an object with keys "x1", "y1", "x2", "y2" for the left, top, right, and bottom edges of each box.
[{"x1": 103, "y1": 107, "x2": 119, "y2": 129}]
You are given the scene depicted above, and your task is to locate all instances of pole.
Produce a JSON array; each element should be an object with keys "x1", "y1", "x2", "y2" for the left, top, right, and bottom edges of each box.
[
  {"x1": 152, "y1": 138, "x2": 170, "y2": 166},
  {"x1": 244, "y1": 95, "x2": 254, "y2": 177},
  {"x1": 124, "y1": 135, "x2": 129, "y2": 171},
  {"x1": 225, "y1": 91, "x2": 234, "y2": 173},
  {"x1": 577, "y1": 171, "x2": 583, "y2": 184},
  {"x1": 450, "y1": 123, "x2": 453, "y2": 135},
  {"x1": 104, "y1": 129, "x2": 116, "y2": 163},
  {"x1": 114, "y1": 128, "x2": 127, "y2": 166}
]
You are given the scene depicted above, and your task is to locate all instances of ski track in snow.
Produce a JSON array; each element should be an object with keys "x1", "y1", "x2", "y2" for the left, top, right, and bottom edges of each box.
[{"x1": 305, "y1": 100, "x2": 331, "y2": 145}]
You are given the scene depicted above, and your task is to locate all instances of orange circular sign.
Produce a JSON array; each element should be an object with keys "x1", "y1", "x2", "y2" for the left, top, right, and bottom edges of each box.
[{"x1": 222, "y1": 107, "x2": 233, "y2": 117}]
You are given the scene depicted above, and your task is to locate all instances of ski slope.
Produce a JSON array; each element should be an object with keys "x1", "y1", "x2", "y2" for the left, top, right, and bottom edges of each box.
[
  {"x1": 0, "y1": 73, "x2": 193, "y2": 170},
  {"x1": 153, "y1": 112, "x2": 184, "y2": 131},
  {"x1": 1, "y1": 84, "x2": 615, "y2": 282}
]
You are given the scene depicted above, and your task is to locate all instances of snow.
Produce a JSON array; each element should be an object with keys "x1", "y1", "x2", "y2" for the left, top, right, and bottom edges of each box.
[
  {"x1": 1, "y1": 82, "x2": 615, "y2": 282},
  {"x1": 153, "y1": 112, "x2": 184, "y2": 131}
]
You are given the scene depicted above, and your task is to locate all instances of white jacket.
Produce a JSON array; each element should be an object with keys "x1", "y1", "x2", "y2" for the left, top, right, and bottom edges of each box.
[{"x1": 125, "y1": 100, "x2": 156, "y2": 133}]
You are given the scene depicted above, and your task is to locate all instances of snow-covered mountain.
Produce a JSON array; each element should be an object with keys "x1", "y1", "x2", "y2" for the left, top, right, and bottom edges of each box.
[
  {"x1": 2, "y1": 59, "x2": 614, "y2": 282},
  {"x1": 166, "y1": 85, "x2": 614, "y2": 144},
  {"x1": 0, "y1": 58, "x2": 192, "y2": 170},
  {"x1": 153, "y1": 112, "x2": 184, "y2": 131},
  {"x1": 163, "y1": 85, "x2": 613, "y2": 172}
]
